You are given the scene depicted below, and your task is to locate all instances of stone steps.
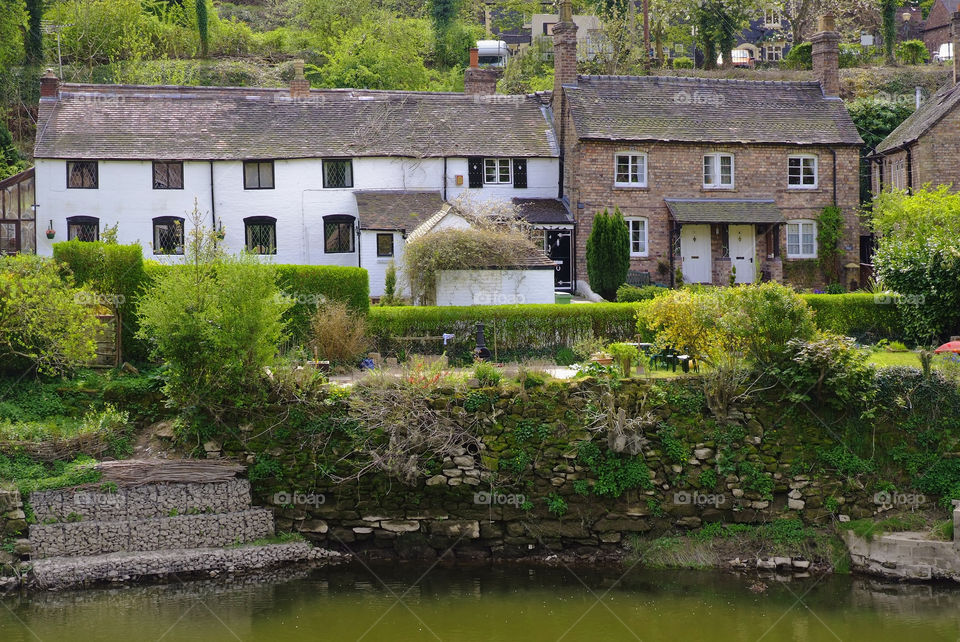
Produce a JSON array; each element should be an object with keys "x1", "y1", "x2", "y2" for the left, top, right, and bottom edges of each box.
[
  {"x1": 29, "y1": 508, "x2": 274, "y2": 559},
  {"x1": 29, "y1": 479, "x2": 253, "y2": 523},
  {"x1": 28, "y1": 542, "x2": 345, "y2": 590}
]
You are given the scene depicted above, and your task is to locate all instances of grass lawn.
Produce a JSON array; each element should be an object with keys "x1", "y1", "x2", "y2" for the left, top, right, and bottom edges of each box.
[{"x1": 866, "y1": 351, "x2": 925, "y2": 369}]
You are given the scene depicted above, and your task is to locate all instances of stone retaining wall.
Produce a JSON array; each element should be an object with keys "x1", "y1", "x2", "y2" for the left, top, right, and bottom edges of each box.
[
  {"x1": 30, "y1": 508, "x2": 274, "y2": 559},
  {"x1": 30, "y1": 479, "x2": 253, "y2": 523}
]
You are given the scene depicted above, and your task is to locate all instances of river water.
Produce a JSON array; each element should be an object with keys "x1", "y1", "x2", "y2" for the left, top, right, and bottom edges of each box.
[{"x1": 2, "y1": 563, "x2": 959, "y2": 641}]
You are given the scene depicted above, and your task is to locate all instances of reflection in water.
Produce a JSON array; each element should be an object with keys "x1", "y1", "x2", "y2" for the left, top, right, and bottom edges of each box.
[{"x1": 3, "y1": 564, "x2": 960, "y2": 641}]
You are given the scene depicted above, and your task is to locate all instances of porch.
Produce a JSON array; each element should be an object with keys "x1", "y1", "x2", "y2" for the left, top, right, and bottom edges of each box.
[
  {"x1": 0, "y1": 168, "x2": 36, "y2": 255},
  {"x1": 665, "y1": 198, "x2": 784, "y2": 286}
]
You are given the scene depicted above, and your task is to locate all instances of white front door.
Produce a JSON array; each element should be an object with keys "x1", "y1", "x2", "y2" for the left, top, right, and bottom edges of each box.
[
  {"x1": 680, "y1": 224, "x2": 711, "y2": 284},
  {"x1": 729, "y1": 224, "x2": 755, "y2": 284}
]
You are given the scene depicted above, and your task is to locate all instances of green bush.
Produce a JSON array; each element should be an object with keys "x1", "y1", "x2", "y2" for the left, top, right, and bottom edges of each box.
[
  {"x1": 719, "y1": 283, "x2": 817, "y2": 365},
  {"x1": 367, "y1": 303, "x2": 641, "y2": 362},
  {"x1": 53, "y1": 241, "x2": 148, "y2": 362},
  {"x1": 672, "y1": 56, "x2": 694, "y2": 69},
  {"x1": 801, "y1": 293, "x2": 901, "y2": 339},
  {"x1": 783, "y1": 41, "x2": 812, "y2": 69},
  {"x1": 895, "y1": 39, "x2": 929, "y2": 65},
  {"x1": 473, "y1": 360, "x2": 503, "y2": 387},
  {"x1": 586, "y1": 207, "x2": 630, "y2": 301},
  {"x1": 275, "y1": 265, "x2": 369, "y2": 341},
  {"x1": 616, "y1": 284, "x2": 668, "y2": 302}
]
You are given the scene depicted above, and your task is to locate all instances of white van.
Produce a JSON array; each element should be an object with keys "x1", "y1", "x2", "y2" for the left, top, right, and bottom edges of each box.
[{"x1": 477, "y1": 40, "x2": 510, "y2": 67}]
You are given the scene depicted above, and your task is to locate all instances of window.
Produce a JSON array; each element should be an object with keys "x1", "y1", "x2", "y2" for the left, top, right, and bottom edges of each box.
[
  {"x1": 323, "y1": 215, "x2": 355, "y2": 253},
  {"x1": 763, "y1": 9, "x2": 782, "y2": 26},
  {"x1": 244, "y1": 216, "x2": 276, "y2": 254},
  {"x1": 703, "y1": 153, "x2": 734, "y2": 189},
  {"x1": 153, "y1": 161, "x2": 184, "y2": 189},
  {"x1": 243, "y1": 161, "x2": 274, "y2": 189},
  {"x1": 376, "y1": 233, "x2": 394, "y2": 257},
  {"x1": 891, "y1": 158, "x2": 907, "y2": 190},
  {"x1": 484, "y1": 158, "x2": 512, "y2": 184},
  {"x1": 615, "y1": 153, "x2": 648, "y2": 187},
  {"x1": 626, "y1": 218, "x2": 648, "y2": 256},
  {"x1": 788, "y1": 155, "x2": 818, "y2": 189},
  {"x1": 786, "y1": 220, "x2": 817, "y2": 258},
  {"x1": 66, "y1": 216, "x2": 99, "y2": 242},
  {"x1": 67, "y1": 161, "x2": 98, "y2": 189},
  {"x1": 764, "y1": 44, "x2": 783, "y2": 61},
  {"x1": 153, "y1": 217, "x2": 184, "y2": 255},
  {"x1": 323, "y1": 159, "x2": 353, "y2": 188}
]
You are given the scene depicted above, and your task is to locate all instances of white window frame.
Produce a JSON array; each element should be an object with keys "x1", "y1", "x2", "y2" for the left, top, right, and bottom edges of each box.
[
  {"x1": 788, "y1": 154, "x2": 818, "y2": 189},
  {"x1": 891, "y1": 158, "x2": 906, "y2": 190},
  {"x1": 763, "y1": 9, "x2": 782, "y2": 27},
  {"x1": 786, "y1": 219, "x2": 817, "y2": 259},
  {"x1": 764, "y1": 44, "x2": 783, "y2": 61},
  {"x1": 614, "y1": 152, "x2": 648, "y2": 188},
  {"x1": 626, "y1": 217, "x2": 649, "y2": 257},
  {"x1": 484, "y1": 158, "x2": 512, "y2": 184},
  {"x1": 703, "y1": 153, "x2": 734, "y2": 189}
]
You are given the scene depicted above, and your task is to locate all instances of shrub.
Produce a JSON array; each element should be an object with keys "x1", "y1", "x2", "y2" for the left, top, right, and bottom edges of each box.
[
  {"x1": 718, "y1": 283, "x2": 816, "y2": 365},
  {"x1": 776, "y1": 334, "x2": 876, "y2": 411},
  {"x1": 636, "y1": 288, "x2": 727, "y2": 359},
  {"x1": 586, "y1": 207, "x2": 630, "y2": 301},
  {"x1": 275, "y1": 265, "x2": 369, "y2": 341},
  {"x1": 53, "y1": 240, "x2": 148, "y2": 362},
  {"x1": 308, "y1": 301, "x2": 368, "y2": 366},
  {"x1": 0, "y1": 255, "x2": 100, "y2": 374},
  {"x1": 555, "y1": 347, "x2": 576, "y2": 366},
  {"x1": 801, "y1": 293, "x2": 901, "y2": 339},
  {"x1": 136, "y1": 212, "x2": 289, "y2": 420},
  {"x1": 368, "y1": 303, "x2": 640, "y2": 362},
  {"x1": 473, "y1": 360, "x2": 503, "y2": 387},
  {"x1": 784, "y1": 41, "x2": 812, "y2": 69},
  {"x1": 895, "y1": 39, "x2": 929, "y2": 65},
  {"x1": 617, "y1": 284, "x2": 668, "y2": 302},
  {"x1": 817, "y1": 206, "x2": 844, "y2": 284},
  {"x1": 608, "y1": 342, "x2": 639, "y2": 376},
  {"x1": 672, "y1": 56, "x2": 694, "y2": 69}
]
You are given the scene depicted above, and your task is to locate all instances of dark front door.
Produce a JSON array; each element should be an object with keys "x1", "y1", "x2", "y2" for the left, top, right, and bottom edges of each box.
[{"x1": 546, "y1": 230, "x2": 572, "y2": 291}]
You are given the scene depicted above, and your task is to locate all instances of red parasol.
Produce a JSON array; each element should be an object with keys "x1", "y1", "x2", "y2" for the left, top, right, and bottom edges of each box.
[{"x1": 934, "y1": 341, "x2": 960, "y2": 354}]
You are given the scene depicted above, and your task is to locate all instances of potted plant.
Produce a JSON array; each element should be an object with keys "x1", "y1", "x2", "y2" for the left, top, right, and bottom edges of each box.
[
  {"x1": 589, "y1": 351, "x2": 614, "y2": 366},
  {"x1": 45, "y1": 221, "x2": 55, "y2": 239},
  {"x1": 608, "y1": 342, "x2": 639, "y2": 377}
]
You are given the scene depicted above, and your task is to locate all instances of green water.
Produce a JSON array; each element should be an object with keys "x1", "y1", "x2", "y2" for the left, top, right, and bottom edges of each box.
[{"x1": 3, "y1": 564, "x2": 960, "y2": 641}]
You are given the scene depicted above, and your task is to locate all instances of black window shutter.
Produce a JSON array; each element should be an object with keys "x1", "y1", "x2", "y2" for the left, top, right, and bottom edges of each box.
[
  {"x1": 513, "y1": 158, "x2": 528, "y2": 188},
  {"x1": 468, "y1": 157, "x2": 484, "y2": 188}
]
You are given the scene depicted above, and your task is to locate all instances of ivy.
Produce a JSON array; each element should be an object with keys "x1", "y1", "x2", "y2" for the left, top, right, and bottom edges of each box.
[
  {"x1": 576, "y1": 441, "x2": 653, "y2": 498},
  {"x1": 817, "y1": 206, "x2": 844, "y2": 285}
]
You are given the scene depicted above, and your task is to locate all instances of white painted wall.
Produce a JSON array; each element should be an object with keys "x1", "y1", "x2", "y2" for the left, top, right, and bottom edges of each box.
[
  {"x1": 361, "y1": 230, "x2": 407, "y2": 298},
  {"x1": 435, "y1": 269, "x2": 555, "y2": 306},
  {"x1": 34, "y1": 156, "x2": 559, "y2": 271}
]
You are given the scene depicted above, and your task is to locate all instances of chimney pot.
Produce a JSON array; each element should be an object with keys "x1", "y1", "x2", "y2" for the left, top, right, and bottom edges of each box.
[
  {"x1": 551, "y1": 0, "x2": 579, "y2": 114},
  {"x1": 290, "y1": 59, "x2": 309, "y2": 99},
  {"x1": 811, "y1": 14, "x2": 840, "y2": 98},
  {"x1": 469, "y1": 48, "x2": 479, "y2": 69},
  {"x1": 817, "y1": 12, "x2": 836, "y2": 32},
  {"x1": 40, "y1": 69, "x2": 60, "y2": 99}
]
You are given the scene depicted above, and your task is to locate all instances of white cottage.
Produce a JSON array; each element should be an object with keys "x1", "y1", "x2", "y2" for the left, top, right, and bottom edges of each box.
[{"x1": 31, "y1": 67, "x2": 568, "y2": 296}]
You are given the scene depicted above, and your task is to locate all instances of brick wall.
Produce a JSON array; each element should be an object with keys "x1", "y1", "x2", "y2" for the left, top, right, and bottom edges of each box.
[
  {"x1": 924, "y1": 0, "x2": 954, "y2": 54},
  {"x1": 874, "y1": 107, "x2": 960, "y2": 195},
  {"x1": 562, "y1": 135, "x2": 861, "y2": 289}
]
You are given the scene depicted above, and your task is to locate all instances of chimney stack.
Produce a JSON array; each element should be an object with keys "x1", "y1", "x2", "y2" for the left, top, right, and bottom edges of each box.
[
  {"x1": 552, "y1": 0, "x2": 578, "y2": 111},
  {"x1": 811, "y1": 13, "x2": 840, "y2": 98},
  {"x1": 953, "y1": 12, "x2": 960, "y2": 85},
  {"x1": 464, "y1": 48, "x2": 499, "y2": 95},
  {"x1": 290, "y1": 60, "x2": 309, "y2": 99},
  {"x1": 40, "y1": 68, "x2": 60, "y2": 99}
]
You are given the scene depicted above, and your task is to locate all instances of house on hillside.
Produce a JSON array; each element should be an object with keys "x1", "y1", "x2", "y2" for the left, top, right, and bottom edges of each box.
[
  {"x1": 31, "y1": 64, "x2": 566, "y2": 297},
  {"x1": 547, "y1": 8, "x2": 863, "y2": 289},
  {"x1": 873, "y1": 13, "x2": 960, "y2": 194},
  {"x1": 924, "y1": 0, "x2": 960, "y2": 58},
  {"x1": 728, "y1": 9, "x2": 793, "y2": 65}
]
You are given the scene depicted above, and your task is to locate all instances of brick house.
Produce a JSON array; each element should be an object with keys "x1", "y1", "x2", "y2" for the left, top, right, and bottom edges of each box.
[
  {"x1": 550, "y1": 9, "x2": 863, "y2": 289},
  {"x1": 872, "y1": 13, "x2": 960, "y2": 195},
  {"x1": 924, "y1": 0, "x2": 960, "y2": 58}
]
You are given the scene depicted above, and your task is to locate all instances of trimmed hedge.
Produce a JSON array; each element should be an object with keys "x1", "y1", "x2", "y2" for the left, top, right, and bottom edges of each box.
[
  {"x1": 143, "y1": 262, "x2": 368, "y2": 342},
  {"x1": 616, "y1": 284, "x2": 669, "y2": 302},
  {"x1": 52, "y1": 241, "x2": 149, "y2": 362},
  {"x1": 801, "y1": 293, "x2": 901, "y2": 340},
  {"x1": 368, "y1": 303, "x2": 641, "y2": 362}
]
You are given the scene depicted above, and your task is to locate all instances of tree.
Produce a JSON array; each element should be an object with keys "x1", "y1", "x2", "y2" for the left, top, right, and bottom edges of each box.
[
  {"x1": 0, "y1": 0, "x2": 26, "y2": 69},
  {"x1": 0, "y1": 255, "x2": 100, "y2": 375},
  {"x1": 196, "y1": 0, "x2": 209, "y2": 57},
  {"x1": 880, "y1": 0, "x2": 897, "y2": 65},
  {"x1": 0, "y1": 117, "x2": 26, "y2": 180},
  {"x1": 429, "y1": 0, "x2": 459, "y2": 30},
  {"x1": 847, "y1": 97, "x2": 914, "y2": 202},
  {"x1": 872, "y1": 186, "x2": 960, "y2": 342},
  {"x1": 585, "y1": 208, "x2": 630, "y2": 301},
  {"x1": 24, "y1": 0, "x2": 42, "y2": 64}
]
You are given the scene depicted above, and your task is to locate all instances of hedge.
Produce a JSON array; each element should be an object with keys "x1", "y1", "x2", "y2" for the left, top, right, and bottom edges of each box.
[
  {"x1": 800, "y1": 293, "x2": 902, "y2": 340},
  {"x1": 368, "y1": 303, "x2": 641, "y2": 362},
  {"x1": 52, "y1": 241, "x2": 149, "y2": 362},
  {"x1": 616, "y1": 284, "x2": 669, "y2": 302}
]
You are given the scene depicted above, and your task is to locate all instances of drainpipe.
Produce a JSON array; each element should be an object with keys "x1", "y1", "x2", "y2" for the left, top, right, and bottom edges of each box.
[
  {"x1": 442, "y1": 157, "x2": 447, "y2": 201},
  {"x1": 301, "y1": 189, "x2": 325, "y2": 264},
  {"x1": 906, "y1": 147, "x2": 913, "y2": 194},
  {"x1": 209, "y1": 161, "x2": 216, "y2": 229},
  {"x1": 829, "y1": 147, "x2": 837, "y2": 207},
  {"x1": 669, "y1": 222, "x2": 676, "y2": 289}
]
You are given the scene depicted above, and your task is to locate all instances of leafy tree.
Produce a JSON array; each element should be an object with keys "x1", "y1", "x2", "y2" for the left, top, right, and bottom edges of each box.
[
  {"x1": 847, "y1": 97, "x2": 914, "y2": 202},
  {"x1": 497, "y1": 38, "x2": 554, "y2": 93},
  {"x1": 880, "y1": 0, "x2": 897, "y2": 65},
  {"x1": 585, "y1": 207, "x2": 630, "y2": 301},
  {"x1": 895, "y1": 39, "x2": 929, "y2": 65},
  {"x1": 817, "y1": 206, "x2": 844, "y2": 284},
  {"x1": 872, "y1": 186, "x2": 960, "y2": 342},
  {"x1": 136, "y1": 205, "x2": 290, "y2": 415},
  {"x1": 0, "y1": 255, "x2": 100, "y2": 375},
  {"x1": 429, "y1": 0, "x2": 459, "y2": 30},
  {"x1": 25, "y1": 0, "x2": 42, "y2": 64},
  {"x1": 0, "y1": 118, "x2": 27, "y2": 180},
  {"x1": 0, "y1": 0, "x2": 26, "y2": 69},
  {"x1": 196, "y1": 0, "x2": 209, "y2": 57}
]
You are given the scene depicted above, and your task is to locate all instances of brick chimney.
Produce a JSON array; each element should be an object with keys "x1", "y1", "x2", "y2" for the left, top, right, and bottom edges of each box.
[
  {"x1": 811, "y1": 13, "x2": 840, "y2": 98},
  {"x1": 290, "y1": 60, "x2": 310, "y2": 99},
  {"x1": 464, "y1": 47, "x2": 499, "y2": 95},
  {"x1": 40, "y1": 68, "x2": 60, "y2": 99},
  {"x1": 552, "y1": 0, "x2": 578, "y2": 112},
  {"x1": 953, "y1": 12, "x2": 960, "y2": 84}
]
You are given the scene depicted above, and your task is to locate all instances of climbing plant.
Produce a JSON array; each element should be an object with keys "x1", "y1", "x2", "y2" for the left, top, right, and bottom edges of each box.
[{"x1": 817, "y1": 206, "x2": 844, "y2": 286}]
